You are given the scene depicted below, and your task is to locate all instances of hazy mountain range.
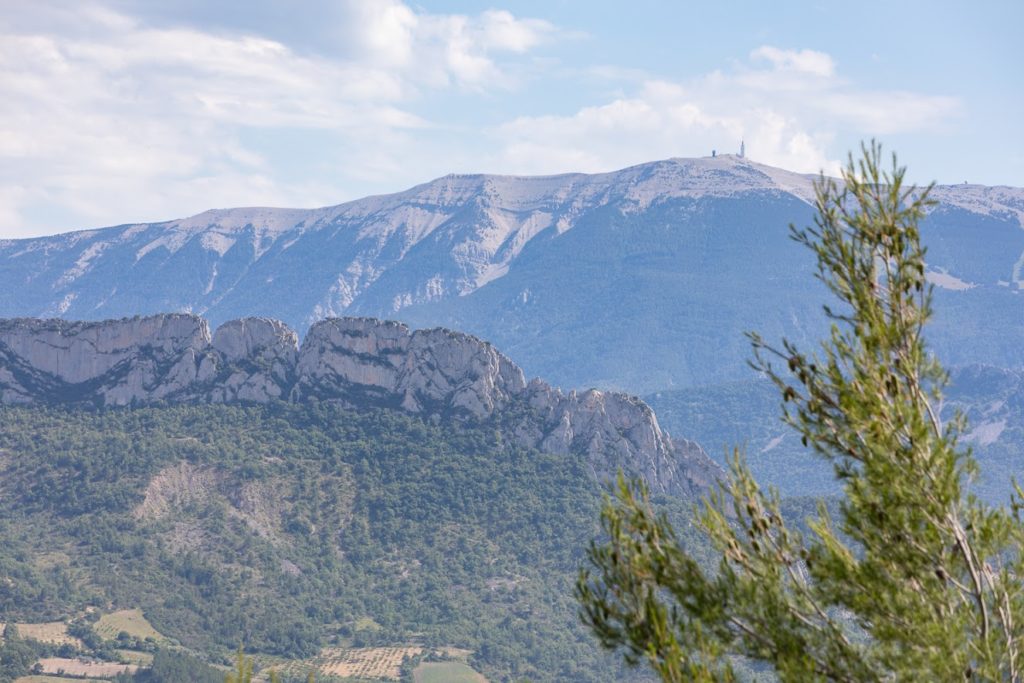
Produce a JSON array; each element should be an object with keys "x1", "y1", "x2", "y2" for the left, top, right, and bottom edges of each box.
[
  {"x1": 647, "y1": 364, "x2": 1024, "y2": 503},
  {"x1": 2, "y1": 154, "x2": 1022, "y2": 393}
]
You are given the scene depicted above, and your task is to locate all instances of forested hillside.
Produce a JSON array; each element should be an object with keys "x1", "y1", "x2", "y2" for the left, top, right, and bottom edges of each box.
[{"x1": 0, "y1": 402, "x2": 711, "y2": 682}]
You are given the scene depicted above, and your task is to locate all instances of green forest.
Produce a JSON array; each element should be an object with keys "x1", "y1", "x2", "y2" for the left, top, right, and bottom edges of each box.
[{"x1": 0, "y1": 401, "x2": 710, "y2": 682}]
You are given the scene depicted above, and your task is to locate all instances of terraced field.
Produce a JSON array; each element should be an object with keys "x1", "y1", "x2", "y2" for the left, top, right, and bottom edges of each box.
[
  {"x1": 318, "y1": 647, "x2": 422, "y2": 680},
  {"x1": 12, "y1": 622, "x2": 82, "y2": 648},
  {"x1": 270, "y1": 646, "x2": 423, "y2": 681},
  {"x1": 93, "y1": 609, "x2": 165, "y2": 642}
]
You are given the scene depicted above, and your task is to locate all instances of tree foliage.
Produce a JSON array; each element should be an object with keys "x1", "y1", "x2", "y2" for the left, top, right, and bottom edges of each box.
[
  {"x1": 0, "y1": 623, "x2": 40, "y2": 683},
  {"x1": 577, "y1": 143, "x2": 1024, "y2": 681},
  {"x1": 121, "y1": 649, "x2": 223, "y2": 683}
]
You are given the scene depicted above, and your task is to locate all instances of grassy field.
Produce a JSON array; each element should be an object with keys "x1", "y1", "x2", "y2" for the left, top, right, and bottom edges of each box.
[
  {"x1": 15, "y1": 677, "x2": 111, "y2": 683},
  {"x1": 93, "y1": 609, "x2": 165, "y2": 642},
  {"x1": 115, "y1": 649, "x2": 155, "y2": 665},
  {"x1": 413, "y1": 662, "x2": 488, "y2": 683},
  {"x1": 37, "y1": 657, "x2": 137, "y2": 678},
  {"x1": 12, "y1": 622, "x2": 82, "y2": 647}
]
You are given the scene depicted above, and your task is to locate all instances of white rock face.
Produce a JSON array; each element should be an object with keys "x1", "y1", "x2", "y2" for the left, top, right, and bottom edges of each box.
[
  {"x1": 520, "y1": 381, "x2": 717, "y2": 495},
  {"x1": 0, "y1": 315, "x2": 209, "y2": 384},
  {"x1": 210, "y1": 317, "x2": 298, "y2": 402},
  {"x1": 0, "y1": 315, "x2": 214, "y2": 405},
  {"x1": 0, "y1": 314, "x2": 719, "y2": 495},
  {"x1": 294, "y1": 318, "x2": 527, "y2": 418},
  {"x1": 212, "y1": 317, "x2": 297, "y2": 363}
]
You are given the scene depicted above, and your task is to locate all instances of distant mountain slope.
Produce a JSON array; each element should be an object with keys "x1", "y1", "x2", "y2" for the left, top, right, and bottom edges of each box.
[
  {"x1": 2, "y1": 156, "x2": 1021, "y2": 391},
  {"x1": 646, "y1": 365, "x2": 1024, "y2": 503}
]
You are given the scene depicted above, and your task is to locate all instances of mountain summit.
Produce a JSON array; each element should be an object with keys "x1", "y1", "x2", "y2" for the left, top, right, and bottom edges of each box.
[
  {"x1": 2, "y1": 157, "x2": 1022, "y2": 391},
  {"x1": 0, "y1": 155, "x2": 820, "y2": 323}
]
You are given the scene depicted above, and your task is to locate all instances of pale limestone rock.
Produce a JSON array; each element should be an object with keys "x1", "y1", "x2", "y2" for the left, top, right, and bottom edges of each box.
[
  {"x1": 0, "y1": 314, "x2": 208, "y2": 385},
  {"x1": 208, "y1": 318, "x2": 298, "y2": 402},
  {"x1": 0, "y1": 315, "x2": 213, "y2": 405},
  {"x1": 0, "y1": 313, "x2": 720, "y2": 495},
  {"x1": 197, "y1": 354, "x2": 218, "y2": 383},
  {"x1": 294, "y1": 318, "x2": 405, "y2": 397},
  {"x1": 212, "y1": 317, "x2": 297, "y2": 364},
  {"x1": 294, "y1": 318, "x2": 526, "y2": 418},
  {"x1": 517, "y1": 381, "x2": 718, "y2": 496}
]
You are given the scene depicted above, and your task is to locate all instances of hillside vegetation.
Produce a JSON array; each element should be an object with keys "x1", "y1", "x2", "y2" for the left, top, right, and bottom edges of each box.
[{"x1": 0, "y1": 402, "x2": 708, "y2": 682}]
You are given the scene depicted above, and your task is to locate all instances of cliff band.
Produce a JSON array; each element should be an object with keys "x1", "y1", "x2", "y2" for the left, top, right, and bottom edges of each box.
[{"x1": 0, "y1": 314, "x2": 719, "y2": 496}]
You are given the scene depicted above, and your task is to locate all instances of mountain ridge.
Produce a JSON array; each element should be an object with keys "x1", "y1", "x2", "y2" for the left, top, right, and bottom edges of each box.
[
  {"x1": 0, "y1": 313, "x2": 719, "y2": 497},
  {"x1": 2, "y1": 155, "x2": 1022, "y2": 393},
  {"x1": 0, "y1": 156, "x2": 847, "y2": 327}
]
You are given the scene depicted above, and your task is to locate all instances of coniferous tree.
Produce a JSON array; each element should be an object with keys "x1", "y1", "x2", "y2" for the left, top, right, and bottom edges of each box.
[{"x1": 577, "y1": 143, "x2": 1024, "y2": 681}]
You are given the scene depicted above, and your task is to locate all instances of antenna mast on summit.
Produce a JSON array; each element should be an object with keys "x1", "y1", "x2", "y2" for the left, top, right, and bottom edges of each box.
[{"x1": 739, "y1": 139, "x2": 745, "y2": 159}]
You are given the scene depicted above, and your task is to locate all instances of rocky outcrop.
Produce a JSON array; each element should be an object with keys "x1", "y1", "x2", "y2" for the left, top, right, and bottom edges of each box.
[
  {"x1": 518, "y1": 380, "x2": 718, "y2": 495},
  {"x1": 0, "y1": 315, "x2": 216, "y2": 405},
  {"x1": 209, "y1": 317, "x2": 298, "y2": 403},
  {"x1": 0, "y1": 315, "x2": 301, "y2": 406},
  {"x1": 0, "y1": 314, "x2": 720, "y2": 495},
  {"x1": 290, "y1": 318, "x2": 717, "y2": 495},
  {"x1": 293, "y1": 318, "x2": 526, "y2": 417}
]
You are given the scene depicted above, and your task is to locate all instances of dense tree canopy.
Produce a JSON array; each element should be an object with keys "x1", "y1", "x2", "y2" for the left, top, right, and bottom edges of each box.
[{"x1": 0, "y1": 399, "x2": 687, "y2": 682}]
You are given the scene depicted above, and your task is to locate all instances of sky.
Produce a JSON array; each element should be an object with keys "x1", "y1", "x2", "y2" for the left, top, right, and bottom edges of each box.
[{"x1": 1, "y1": 0, "x2": 1021, "y2": 238}]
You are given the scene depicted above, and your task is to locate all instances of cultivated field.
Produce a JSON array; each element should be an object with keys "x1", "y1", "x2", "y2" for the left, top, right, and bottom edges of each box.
[
  {"x1": 93, "y1": 609, "x2": 165, "y2": 642},
  {"x1": 272, "y1": 646, "x2": 422, "y2": 681},
  {"x1": 37, "y1": 657, "x2": 137, "y2": 678},
  {"x1": 413, "y1": 661, "x2": 488, "y2": 683},
  {"x1": 12, "y1": 622, "x2": 82, "y2": 647},
  {"x1": 318, "y1": 646, "x2": 422, "y2": 680},
  {"x1": 264, "y1": 645, "x2": 491, "y2": 681}
]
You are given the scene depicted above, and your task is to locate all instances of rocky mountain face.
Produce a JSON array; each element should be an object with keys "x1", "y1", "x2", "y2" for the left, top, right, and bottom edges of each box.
[
  {"x1": 0, "y1": 314, "x2": 718, "y2": 496},
  {"x1": 2, "y1": 155, "x2": 1020, "y2": 392}
]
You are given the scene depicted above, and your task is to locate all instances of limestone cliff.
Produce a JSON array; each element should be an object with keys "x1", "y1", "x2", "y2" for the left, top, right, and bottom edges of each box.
[
  {"x1": 0, "y1": 314, "x2": 719, "y2": 495},
  {"x1": 0, "y1": 315, "x2": 215, "y2": 405},
  {"x1": 293, "y1": 317, "x2": 527, "y2": 417}
]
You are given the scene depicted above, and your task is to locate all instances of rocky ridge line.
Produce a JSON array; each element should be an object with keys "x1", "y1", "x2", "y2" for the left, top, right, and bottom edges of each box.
[{"x1": 0, "y1": 314, "x2": 719, "y2": 496}]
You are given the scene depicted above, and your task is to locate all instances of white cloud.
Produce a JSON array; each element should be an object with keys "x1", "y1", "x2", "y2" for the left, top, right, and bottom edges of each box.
[
  {"x1": 750, "y1": 46, "x2": 835, "y2": 77},
  {"x1": 340, "y1": 0, "x2": 418, "y2": 67},
  {"x1": 336, "y1": 0, "x2": 556, "y2": 89},
  {"x1": 496, "y1": 95, "x2": 832, "y2": 177},
  {"x1": 492, "y1": 45, "x2": 958, "y2": 177},
  {"x1": 477, "y1": 10, "x2": 554, "y2": 52},
  {"x1": 0, "y1": 1, "x2": 557, "y2": 237},
  {"x1": 818, "y1": 91, "x2": 960, "y2": 134}
]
